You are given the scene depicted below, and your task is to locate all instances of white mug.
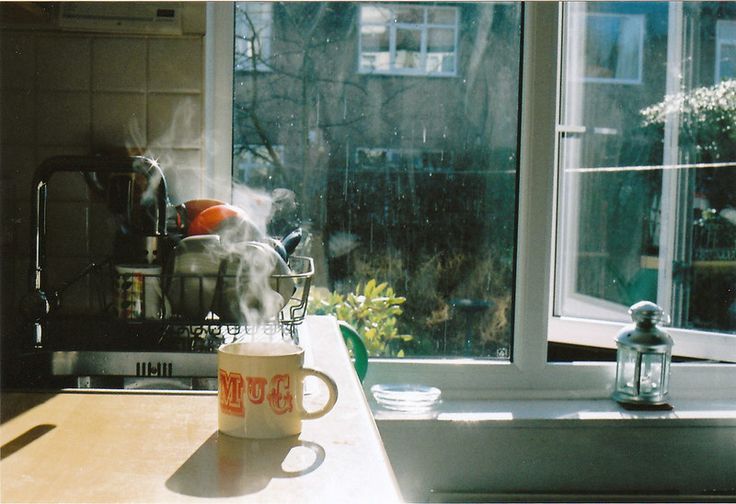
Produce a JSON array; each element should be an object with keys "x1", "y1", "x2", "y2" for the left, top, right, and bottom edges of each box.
[
  {"x1": 218, "y1": 341, "x2": 338, "y2": 439},
  {"x1": 115, "y1": 264, "x2": 164, "y2": 319}
]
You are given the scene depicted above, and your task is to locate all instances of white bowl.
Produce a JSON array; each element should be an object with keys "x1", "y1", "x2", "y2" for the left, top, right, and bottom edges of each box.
[
  {"x1": 168, "y1": 235, "x2": 222, "y2": 320},
  {"x1": 371, "y1": 384, "x2": 442, "y2": 412}
]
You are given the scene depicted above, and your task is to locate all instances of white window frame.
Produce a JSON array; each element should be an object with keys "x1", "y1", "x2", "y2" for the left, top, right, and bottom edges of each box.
[
  {"x1": 716, "y1": 20, "x2": 736, "y2": 84},
  {"x1": 581, "y1": 12, "x2": 645, "y2": 85},
  {"x1": 357, "y1": 4, "x2": 459, "y2": 77},
  {"x1": 206, "y1": 2, "x2": 736, "y2": 401}
]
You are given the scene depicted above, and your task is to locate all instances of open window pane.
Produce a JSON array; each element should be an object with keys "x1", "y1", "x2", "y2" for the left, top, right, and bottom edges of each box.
[
  {"x1": 716, "y1": 20, "x2": 736, "y2": 82},
  {"x1": 555, "y1": 2, "x2": 736, "y2": 360},
  {"x1": 583, "y1": 13, "x2": 643, "y2": 83},
  {"x1": 232, "y1": 2, "x2": 522, "y2": 359}
]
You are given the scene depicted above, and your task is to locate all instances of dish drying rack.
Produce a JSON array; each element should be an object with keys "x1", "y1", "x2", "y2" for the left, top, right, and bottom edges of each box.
[
  {"x1": 21, "y1": 155, "x2": 316, "y2": 389},
  {"x1": 23, "y1": 255, "x2": 314, "y2": 390},
  {"x1": 43, "y1": 255, "x2": 315, "y2": 353}
]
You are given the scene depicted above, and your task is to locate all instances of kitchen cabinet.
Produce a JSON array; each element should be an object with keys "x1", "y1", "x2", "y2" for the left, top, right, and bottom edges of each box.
[{"x1": 0, "y1": 316, "x2": 402, "y2": 503}]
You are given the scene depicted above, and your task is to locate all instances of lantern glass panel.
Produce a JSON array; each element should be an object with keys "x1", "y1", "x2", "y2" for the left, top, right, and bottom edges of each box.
[
  {"x1": 639, "y1": 352, "x2": 665, "y2": 396},
  {"x1": 615, "y1": 345, "x2": 639, "y2": 395}
]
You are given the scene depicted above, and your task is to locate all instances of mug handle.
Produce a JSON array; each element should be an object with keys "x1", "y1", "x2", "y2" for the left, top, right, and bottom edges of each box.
[{"x1": 299, "y1": 368, "x2": 338, "y2": 420}]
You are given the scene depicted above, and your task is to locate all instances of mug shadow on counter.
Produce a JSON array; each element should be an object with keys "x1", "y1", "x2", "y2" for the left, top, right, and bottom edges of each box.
[{"x1": 165, "y1": 431, "x2": 326, "y2": 498}]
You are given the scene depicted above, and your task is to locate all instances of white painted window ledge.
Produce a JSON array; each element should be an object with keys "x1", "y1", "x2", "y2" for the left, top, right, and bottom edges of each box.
[{"x1": 369, "y1": 398, "x2": 736, "y2": 425}]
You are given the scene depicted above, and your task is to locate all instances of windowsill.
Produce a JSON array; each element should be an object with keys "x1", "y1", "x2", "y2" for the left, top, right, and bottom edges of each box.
[{"x1": 370, "y1": 397, "x2": 736, "y2": 425}]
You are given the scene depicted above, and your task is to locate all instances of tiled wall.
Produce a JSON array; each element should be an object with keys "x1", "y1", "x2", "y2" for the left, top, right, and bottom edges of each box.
[{"x1": 0, "y1": 9, "x2": 206, "y2": 367}]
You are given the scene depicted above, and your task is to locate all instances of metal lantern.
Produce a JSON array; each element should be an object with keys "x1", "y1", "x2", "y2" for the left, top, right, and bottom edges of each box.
[{"x1": 612, "y1": 301, "x2": 674, "y2": 406}]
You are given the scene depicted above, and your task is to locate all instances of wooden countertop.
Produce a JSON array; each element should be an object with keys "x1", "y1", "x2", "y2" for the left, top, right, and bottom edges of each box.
[{"x1": 0, "y1": 316, "x2": 402, "y2": 503}]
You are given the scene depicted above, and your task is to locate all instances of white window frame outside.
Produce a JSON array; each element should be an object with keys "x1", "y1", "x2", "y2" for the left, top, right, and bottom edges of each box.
[
  {"x1": 205, "y1": 2, "x2": 736, "y2": 401},
  {"x1": 581, "y1": 12, "x2": 645, "y2": 85},
  {"x1": 716, "y1": 20, "x2": 736, "y2": 84},
  {"x1": 357, "y1": 4, "x2": 459, "y2": 77}
]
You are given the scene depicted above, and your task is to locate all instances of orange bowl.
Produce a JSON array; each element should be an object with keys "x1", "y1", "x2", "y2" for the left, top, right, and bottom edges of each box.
[
  {"x1": 188, "y1": 204, "x2": 246, "y2": 236},
  {"x1": 183, "y1": 198, "x2": 225, "y2": 224}
]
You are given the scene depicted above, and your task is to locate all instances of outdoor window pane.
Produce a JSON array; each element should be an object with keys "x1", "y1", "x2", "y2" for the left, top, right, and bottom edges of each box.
[
  {"x1": 232, "y1": 2, "x2": 522, "y2": 359},
  {"x1": 362, "y1": 5, "x2": 392, "y2": 24},
  {"x1": 584, "y1": 13, "x2": 643, "y2": 82},
  {"x1": 394, "y1": 6, "x2": 423, "y2": 24},
  {"x1": 361, "y1": 25, "x2": 390, "y2": 72},
  {"x1": 720, "y1": 44, "x2": 736, "y2": 80},
  {"x1": 394, "y1": 28, "x2": 422, "y2": 70},
  {"x1": 427, "y1": 28, "x2": 455, "y2": 73},
  {"x1": 427, "y1": 8, "x2": 457, "y2": 26},
  {"x1": 555, "y1": 2, "x2": 736, "y2": 355}
]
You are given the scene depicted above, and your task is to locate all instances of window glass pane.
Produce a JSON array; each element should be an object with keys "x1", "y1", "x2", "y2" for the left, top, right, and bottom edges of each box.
[
  {"x1": 232, "y1": 2, "x2": 522, "y2": 359},
  {"x1": 394, "y1": 6, "x2": 423, "y2": 24},
  {"x1": 361, "y1": 26, "x2": 390, "y2": 72},
  {"x1": 362, "y1": 5, "x2": 392, "y2": 24},
  {"x1": 428, "y1": 8, "x2": 457, "y2": 26},
  {"x1": 584, "y1": 13, "x2": 643, "y2": 82},
  {"x1": 394, "y1": 28, "x2": 422, "y2": 70},
  {"x1": 720, "y1": 44, "x2": 736, "y2": 80},
  {"x1": 427, "y1": 28, "x2": 456, "y2": 73},
  {"x1": 556, "y1": 2, "x2": 736, "y2": 356}
]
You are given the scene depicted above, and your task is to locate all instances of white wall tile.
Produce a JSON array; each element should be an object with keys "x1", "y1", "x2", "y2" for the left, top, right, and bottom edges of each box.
[
  {"x1": 181, "y1": 4, "x2": 206, "y2": 35},
  {"x1": 148, "y1": 38, "x2": 202, "y2": 92},
  {"x1": 36, "y1": 91, "x2": 91, "y2": 146},
  {"x1": 1, "y1": 89, "x2": 36, "y2": 145},
  {"x1": 1, "y1": 146, "x2": 36, "y2": 252},
  {"x1": 37, "y1": 36, "x2": 91, "y2": 91},
  {"x1": 147, "y1": 93, "x2": 202, "y2": 148},
  {"x1": 45, "y1": 170, "x2": 90, "y2": 203},
  {"x1": 1, "y1": 32, "x2": 36, "y2": 90},
  {"x1": 45, "y1": 200, "x2": 89, "y2": 256},
  {"x1": 151, "y1": 148, "x2": 203, "y2": 203},
  {"x1": 92, "y1": 92, "x2": 146, "y2": 150},
  {"x1": 88, "y1": 200, "x2": 118, "y2": 260},
  {"x1": 92, "y1": 38, "x2": 147, "y2": 92}
]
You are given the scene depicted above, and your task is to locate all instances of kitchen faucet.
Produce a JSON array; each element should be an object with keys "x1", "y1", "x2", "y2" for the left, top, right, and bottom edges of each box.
[{"x1": 23, "y1": 155, "x2": 169, "y2": 349}]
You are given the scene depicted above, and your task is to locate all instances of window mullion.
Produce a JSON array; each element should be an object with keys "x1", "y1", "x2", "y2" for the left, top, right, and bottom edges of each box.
[
  {"x1": 515, "y1": 1, "x2": 560, "y2": 375},
  {"x1": 657, "y1": 2, "x2": 685, "y2": 324},
  {"x1": 205, "y1": 2, "x2": 234, "y2": 202}
]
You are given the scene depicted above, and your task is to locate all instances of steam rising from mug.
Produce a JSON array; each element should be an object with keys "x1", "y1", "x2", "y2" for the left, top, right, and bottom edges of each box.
[{"x1": 125, "y1": 103, "x2": 291, "y2": 328}]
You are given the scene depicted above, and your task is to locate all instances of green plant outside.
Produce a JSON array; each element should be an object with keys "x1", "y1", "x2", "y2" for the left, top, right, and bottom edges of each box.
[{"x1": 308, "y1": 279, "x2": 411, "y2": 357}]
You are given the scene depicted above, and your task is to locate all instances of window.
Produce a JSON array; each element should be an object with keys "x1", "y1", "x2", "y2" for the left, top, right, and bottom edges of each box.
[
  {"x1": 206, "y1": 2, "x2": 736, "y2": 399},
  {"x1": 226, "y1": 2, "x2": 520, "y2": 359},
  {"x1": 234, "y1": 2, "x2": 272, "y2": 72},
  {"x1": 359, "y1": 4, "x2": 459, "y2": 76},
  {"x1": 716, "y1": 20, "x2": 736, "y2": 83},
  {"x1": 582, "y1": 12, "x2": 644, "y2": 84},
  {"x1": 554, "y1": 2, "x2": 736, "y2": 363}
]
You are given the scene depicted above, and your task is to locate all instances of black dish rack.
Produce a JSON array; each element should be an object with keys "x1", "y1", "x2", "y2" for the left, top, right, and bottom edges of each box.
[
  {"x1": 21, "y1": 155, "x2": 314, "y2": 389},
  {"x1": 47, "y1": 255, "x2": 316, "y2": 353}
]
